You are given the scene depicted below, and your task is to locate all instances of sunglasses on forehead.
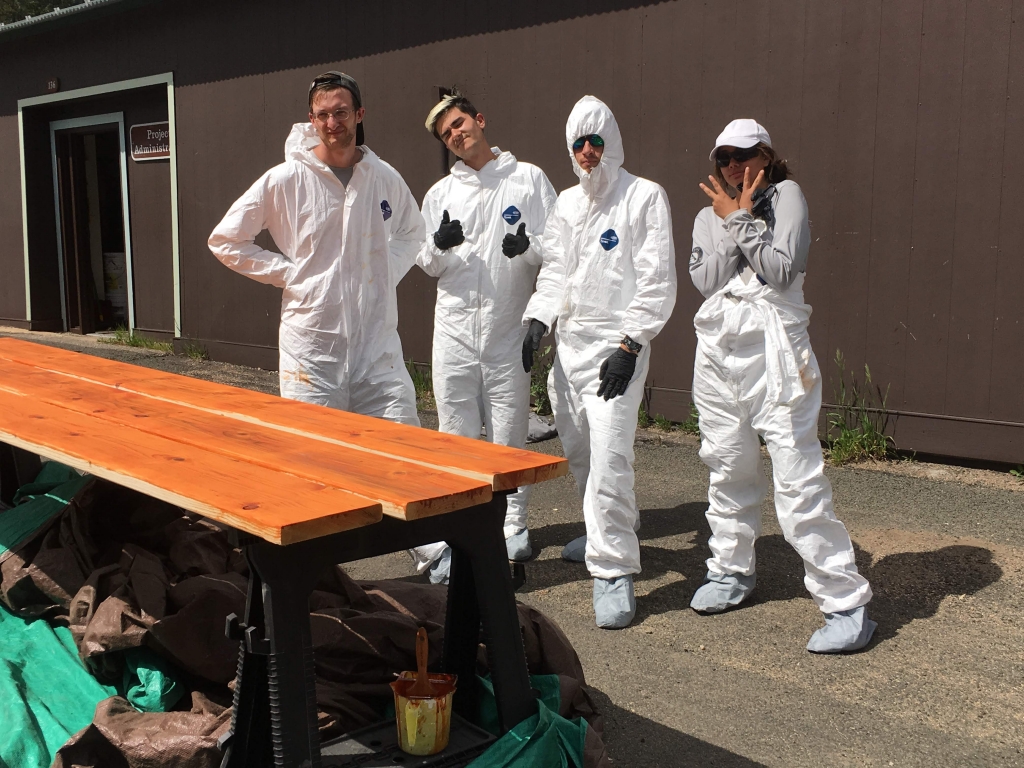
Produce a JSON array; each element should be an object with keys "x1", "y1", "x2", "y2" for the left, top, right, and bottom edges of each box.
[
  {"x1": 715, "y1": 146, "x2": 761, "y2": 167},
  {"x1": 310, "y1": 72, "x2": 345, "y2": 90},
  {"x1": 572, "y1": 134, "x2": 605, "y2": 151}
]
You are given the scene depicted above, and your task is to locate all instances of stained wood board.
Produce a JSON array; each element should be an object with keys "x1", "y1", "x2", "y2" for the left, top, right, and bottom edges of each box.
[
  {"x1": 0, "y1": 357, "x2": 492, "y2": 520},
  {"x1": 0, "y1": 339, "x2": 567, "y2": 490},
  {"x1": 0, "y1": 388, "x2": 381, "y2": 545}
]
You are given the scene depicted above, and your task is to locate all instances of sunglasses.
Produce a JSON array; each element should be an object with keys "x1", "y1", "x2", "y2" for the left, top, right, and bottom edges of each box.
[
  {"x1": 310, "y1": 72, "x2": 345, "y2": 90},
  {"x1": 572, "y1": 134, "x2": 605, "y2": 151},
  {"x1": 715, "y1": 146, "x2": 761, "y2": 167}
]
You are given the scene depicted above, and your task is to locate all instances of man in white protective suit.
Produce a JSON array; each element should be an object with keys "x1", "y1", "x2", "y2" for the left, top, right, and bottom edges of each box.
[
  {"x1": 523, "y1": 96, "x2": 677, "y2": 629},
  {"x1": 689, "y1": 118, "x2": 875, "y2": 653},
  {"x1": 409, "y1": 92, "x2": 557, "y2": 583},
  {"x1": 209, "y1": 72, "x2": 424, "y2": 424}
]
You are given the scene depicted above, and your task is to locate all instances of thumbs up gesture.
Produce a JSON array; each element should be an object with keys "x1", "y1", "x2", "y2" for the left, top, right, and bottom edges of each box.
[
  {"x1": 502, "y1": 222, "x2": 530, "y2": 258},
  {"x1": 434, "y1": 210, "x2": 465, "y2": 251}
]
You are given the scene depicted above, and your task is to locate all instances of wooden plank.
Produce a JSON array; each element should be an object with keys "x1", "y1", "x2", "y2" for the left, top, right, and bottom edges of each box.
[
  {"x1": 825, "y1": 0, "x2": 882, "y2": 379},
  {"x1": 903, "y1": 0, "x2": 967, "y2": 415},
  {"x1": 943, "y1": 0, "x2": 1012, "y2": 419},
  {"x1": 990, "y1": 0, "x2": 1024, "y2": 423},
  {"x1": 0, "y1": 339, "x2": 566, "y2": 490},
  {"x1": 0, "y1": 389, "x2": 380, "y2": 546},
  {"x1": 795, "y1": 0, "x2": 843, "y2": 372},
  {"x1": 0, "y1": 359, "x2": 492, "y2": 521},
  {"x1": 863, "y1": 0, "x2": 924, "y2": 409}
]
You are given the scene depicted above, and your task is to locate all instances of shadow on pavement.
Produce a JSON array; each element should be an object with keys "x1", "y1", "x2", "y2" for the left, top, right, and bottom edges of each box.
[
  {"x1": 664, "y1": 534, "x2": 1002, "y2": 644},
  {"x1": 527, "y1": 506, "x2": 1003, "y2": 641},
  {"x1": 858, "y1": 543, "x2": 1002, "y2": 641},
  {"x1": 524, "y1": 503, "x2": 709, "y2": 596},
  {"x1": 590, "y1": 687, "x2": 769, "y2": 768}
]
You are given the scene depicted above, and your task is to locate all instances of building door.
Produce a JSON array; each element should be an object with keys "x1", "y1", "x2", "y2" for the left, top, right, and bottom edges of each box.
[{"x1": 50, "y1": 114, "x2": 132, "y2": 334}]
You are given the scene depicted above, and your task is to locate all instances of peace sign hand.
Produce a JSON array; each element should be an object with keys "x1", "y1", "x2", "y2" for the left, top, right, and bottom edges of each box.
[
  {"x1": 699, "y1": 175, "x2": 740, "y2": 220},
  {"x1": 737, "y1": 167, "x2": 767, "y2": 214}
]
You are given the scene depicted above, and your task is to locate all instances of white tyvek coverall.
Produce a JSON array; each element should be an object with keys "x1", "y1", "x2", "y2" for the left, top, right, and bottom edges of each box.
[
  {"x1": 689, "y1": 180, "x2": 872, "y2": 614},
  {"x1": 525, "y1": 96, "x2": 677, "y2": 579},
  {"x1": 415, "y1": 150, "x2": 556, "y2": 565},
  {"x1": 209, "y1": 123, "x2": 424, "y2": 425}
]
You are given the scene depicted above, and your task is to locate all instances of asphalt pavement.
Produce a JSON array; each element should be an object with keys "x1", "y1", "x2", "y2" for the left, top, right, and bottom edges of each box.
[{"x1": 4, "y1": 328, "x2": 1021, "y2": 768}]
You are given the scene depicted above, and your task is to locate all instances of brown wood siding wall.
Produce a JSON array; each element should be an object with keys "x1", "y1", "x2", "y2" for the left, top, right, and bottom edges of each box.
[
  {"x1": 0, "y1": 0, "x2": 1020, "y2": 462},
  {"x1": 0, "y1": 114, "x2": 26, "y2": 321}
]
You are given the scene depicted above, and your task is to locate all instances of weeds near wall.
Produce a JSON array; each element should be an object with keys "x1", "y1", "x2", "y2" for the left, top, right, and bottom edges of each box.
[
  {"x1": 100, "y1": 326, "x2": 173, "y2": 353},
  {"x1": 182, "y1": 339, "x2": 208, "y2": 361},
  {"x1": 1010, "y1": 465, "x2": 1024, "y2": 482},
  {"x1": 405, "y1": 360, "x2": 432, "y2": 397},
  {"x1": 826, "y1": 349, "x2": 896, "y2": 465},
  {"x1": 637, "y1": 400, "x2": 701, "y2": 436}
]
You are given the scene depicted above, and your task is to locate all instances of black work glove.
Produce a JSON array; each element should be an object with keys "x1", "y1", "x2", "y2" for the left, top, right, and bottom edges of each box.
[
  {"x1": 522, "y1": 319, "x2": 547, "y2": 372},
  {"x1": 597, "y1": 347, "x2": 637, "y2": 400},
  {"x1": 433, "y1": 210, "x2": 465, "y2": 250},
  {"x1": 502, "y1": 223, "x2": 530, "y2": 259}
]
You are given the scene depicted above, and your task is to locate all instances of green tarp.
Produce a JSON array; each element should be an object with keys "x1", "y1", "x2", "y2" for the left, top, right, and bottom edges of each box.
[
  {"x1": 0, "y1": 463, "x2": 185, "y2": 768},
  {"x1": 470, "y1": 674, "x2": 587, "y2": 768},
  {"x1": 0, "y1": 603, "x2": 116, "y2": 768}
]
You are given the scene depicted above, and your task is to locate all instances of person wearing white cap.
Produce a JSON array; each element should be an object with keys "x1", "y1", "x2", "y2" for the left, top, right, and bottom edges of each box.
[
  {"x1": 687, "y1": 118, "x2": 876, "y2": 653},
  {"x1": 524, "y1": 96, "x2": 677, "y2": 629},
  {"x1": 408, "y1": 91, "x2": 557, "y2": 581}
]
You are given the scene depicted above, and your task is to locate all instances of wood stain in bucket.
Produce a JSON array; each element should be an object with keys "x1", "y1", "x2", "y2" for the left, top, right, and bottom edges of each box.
[{"x1": 390, "y1": 671, "x2": 457, "y2": 755}]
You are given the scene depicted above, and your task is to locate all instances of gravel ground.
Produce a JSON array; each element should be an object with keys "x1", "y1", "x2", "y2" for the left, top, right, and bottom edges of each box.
[{"x1": 4, "y1": 328, "x2": 1022, "y2": 767}]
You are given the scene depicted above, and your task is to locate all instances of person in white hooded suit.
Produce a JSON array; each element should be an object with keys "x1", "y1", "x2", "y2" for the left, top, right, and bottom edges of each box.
[
  {"x1": 524, "y1": 96, "x2": 677, "y2": 629},
  {"x1": 409, "y1": 93, "x2": 557, "y2": 579},
  {"x1": 209, "y1": 72, "x2": 423, "y2": 425}
]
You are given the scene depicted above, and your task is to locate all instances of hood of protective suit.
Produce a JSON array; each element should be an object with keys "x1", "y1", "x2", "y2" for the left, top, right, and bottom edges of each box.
[
  {"x1": 450, "y1": 147, "x2": 517, "y2": 183},
  {"x1": 565, "y1": 96, "x2": 624, "y2": 200},
  {"x1": 284, "y1": 122, "x2": 366, "y2": 166}
]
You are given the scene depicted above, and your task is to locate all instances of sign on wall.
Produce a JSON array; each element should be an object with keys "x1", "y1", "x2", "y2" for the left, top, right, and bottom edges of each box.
[{"x1": 129, "y1": 122, "x2": 170, "y2": 162}]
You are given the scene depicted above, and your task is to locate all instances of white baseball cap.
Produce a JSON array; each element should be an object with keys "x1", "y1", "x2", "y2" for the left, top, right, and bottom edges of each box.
[{"x1": 709, "y1": 119, "x2": 772, "y2": 160}]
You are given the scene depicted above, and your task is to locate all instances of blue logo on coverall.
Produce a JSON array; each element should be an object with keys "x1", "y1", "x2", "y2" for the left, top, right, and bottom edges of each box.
[
  {"x1": 381, "y1": 200, "x2": 392, "y2": 221},
  {"x1": 600, "y1": 229, "x2": 619, "y2": 250},
  {"x1": 502, "y1": 206, "x2": 522, "y2": 225}
]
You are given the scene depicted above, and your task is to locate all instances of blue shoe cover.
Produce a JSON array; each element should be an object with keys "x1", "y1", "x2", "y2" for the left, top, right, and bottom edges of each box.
[
  {"x1": 428, "y1": 547, "x2": 452, "y2": 585},
  {"x1": 689, "y1": 571, "x2": 756, "y2": 614},
  {"x1": 806, "y1": 606, "x2": 877, "y2": 653},
  {"x1": 561, "y1": 534, "x2": 587, "y2": 562},
  {"x1": 593, "y1": 575, "x2": 636, "y2": 629},
  {"x1": 506, "y1": 528, "x2": 532, "y2": 562}
]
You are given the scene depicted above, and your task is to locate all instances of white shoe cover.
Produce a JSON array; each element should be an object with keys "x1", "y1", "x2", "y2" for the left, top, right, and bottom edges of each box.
[
  {"x1": 593, "y1": 575, "x2": 636, "y2": 629},
  {"x1": 561, "y1": 534, "x2": 587, "y2": 562},
  {"x1": 506, "y1": 528, "x2": 532, "y2": 562},
  {"x1": 689, "y1": 571, "x2": 756, "y2": 614},
  {"x1": 428, "y1": 547, "x2": 452, "y2": 585},
  {"x1": 806, "y1": 606, "x2": 877, "y2": 653}
]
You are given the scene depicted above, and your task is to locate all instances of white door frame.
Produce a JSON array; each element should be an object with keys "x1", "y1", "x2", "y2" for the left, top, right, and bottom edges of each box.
[
  {"x1": 48, "y1": 112, "x2": 134, "y2": 331},
  {"x1": 18, "y1": 72, "x2": 180, "y2": 335}
]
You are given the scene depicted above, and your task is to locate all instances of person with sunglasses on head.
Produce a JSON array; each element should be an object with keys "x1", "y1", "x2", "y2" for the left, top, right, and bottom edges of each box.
[
  {"x1": 688, "y1": 119, "x2": 876, "y2": 653},
  {"x1": 209, "y1": 72, "x2": 425, "y2": 425},
  {"x1": 407, "y1": 92, "x2": 558, "y2": 583},
  {"x1": 523, "y1": 96, "x2": 677, "y2": 629}
]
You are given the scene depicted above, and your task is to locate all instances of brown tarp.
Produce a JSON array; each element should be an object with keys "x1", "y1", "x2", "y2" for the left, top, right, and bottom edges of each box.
[{"x1": 0, "y1": 476, "x2": 608, "y2": 767}]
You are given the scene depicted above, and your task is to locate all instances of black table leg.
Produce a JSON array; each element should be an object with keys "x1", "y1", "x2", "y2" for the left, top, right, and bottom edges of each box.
[
  {"x1": 220, "y1": 495, "x2": 537, "y2": 767},
  {"x1": 0, "y1": 442, "x2": 42, "y2": 507},
  {"x1": 442, "y1": 543, "x2": 481, "y2": 721},
  {"x1": 446, "y1": 497, "x2": 535, "y2": 733}
]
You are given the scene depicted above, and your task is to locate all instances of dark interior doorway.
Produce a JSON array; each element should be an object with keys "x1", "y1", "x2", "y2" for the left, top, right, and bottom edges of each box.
[{"x1": 53, "y1": 125, "x2": 126, "y2": 334}]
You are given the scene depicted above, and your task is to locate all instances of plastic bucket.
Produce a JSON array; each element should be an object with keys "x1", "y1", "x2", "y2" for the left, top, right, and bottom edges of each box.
[{"x1": 390, "y1": 671, "x2": 457, "y2": 755}]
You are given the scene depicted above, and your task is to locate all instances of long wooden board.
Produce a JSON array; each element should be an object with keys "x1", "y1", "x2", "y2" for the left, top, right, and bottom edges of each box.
[
  {"x1": 0, "y1": 388, "x2": 381, "y2": 545},
  {"x1": 0, "y1": 357, "x2": 491, "y2": 520},
  {"x1": 0, "y1": 339, "x2": 567, "y2": 490}
]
